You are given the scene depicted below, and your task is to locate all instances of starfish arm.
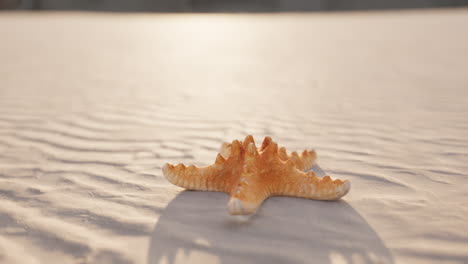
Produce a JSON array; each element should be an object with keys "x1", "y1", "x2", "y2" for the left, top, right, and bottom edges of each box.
[
  {"x1": 274, "y1": 169, "x2": 350, "y2": 200},
  {"x1": 226, "y1": 142, "x2": 269, "y2": 215},
  {"x1": 162, "y1": 155, "x2": 227, "y2": 192}
]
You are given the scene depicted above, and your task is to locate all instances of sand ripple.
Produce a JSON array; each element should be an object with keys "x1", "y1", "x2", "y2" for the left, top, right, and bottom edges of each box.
[{"x1": 1, "y1": 10, "x2": 468, "y2": 264}]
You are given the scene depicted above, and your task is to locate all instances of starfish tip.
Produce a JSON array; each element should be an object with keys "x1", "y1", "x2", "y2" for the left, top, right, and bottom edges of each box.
[
  {"x1": 162, "y1": 163, "x2": 170, "y2": 173},
  {"x1": 335, "y1": 180, "x2": 351, "y2": 200},
  {"x1": 162, "y1": 163, "x2": 174, "y2": 174},
  {"x1": 162, "y1": 163, "x2": 174, "y2": 182},
  {"x1": 343, "y1": 180, "x2": 351, "y2": 195},
  {"x1": 227, "y1": 198, "x2": 257, "y2": 215}
]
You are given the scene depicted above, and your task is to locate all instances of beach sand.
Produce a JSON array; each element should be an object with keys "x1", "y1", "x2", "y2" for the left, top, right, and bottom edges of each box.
[{"x1": 0, "y1": 9, "x2": 468, "y2": 264}]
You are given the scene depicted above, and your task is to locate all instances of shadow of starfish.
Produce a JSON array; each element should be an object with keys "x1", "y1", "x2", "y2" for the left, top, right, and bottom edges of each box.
[{"x1": 147, "y1": 165, "x2": 394, "y2": 264}]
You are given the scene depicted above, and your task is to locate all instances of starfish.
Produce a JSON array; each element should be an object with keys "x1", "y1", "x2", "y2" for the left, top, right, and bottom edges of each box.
[{"x1": 162, "y1": 135, "x2": 351, "y2": 215}]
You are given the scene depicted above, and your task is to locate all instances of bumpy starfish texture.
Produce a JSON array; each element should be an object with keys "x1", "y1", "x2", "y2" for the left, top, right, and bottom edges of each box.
[
  {"x1": 163, "y1": 135, "x2": 350, "y2": 215},
  {"x1": 219, "y1": 136, "x2": 317, "y2": 171}
]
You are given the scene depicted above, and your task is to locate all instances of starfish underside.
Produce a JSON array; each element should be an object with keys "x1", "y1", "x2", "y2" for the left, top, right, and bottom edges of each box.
[{"x1": 163, "y1": 135, "x2": 350, "y2": 215}]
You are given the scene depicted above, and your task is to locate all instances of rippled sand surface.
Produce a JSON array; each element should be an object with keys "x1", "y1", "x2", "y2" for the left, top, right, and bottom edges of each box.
[{"x1": 1, "y1": 9, "x2": 468, "y2": 264}]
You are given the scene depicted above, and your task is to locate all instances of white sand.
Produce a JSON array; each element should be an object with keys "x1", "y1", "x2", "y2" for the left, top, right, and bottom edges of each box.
[{"x1": 1, "y1": 9, "x2": 468, "y2": 264}]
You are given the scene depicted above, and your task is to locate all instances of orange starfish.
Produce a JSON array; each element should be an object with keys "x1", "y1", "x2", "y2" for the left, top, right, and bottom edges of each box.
[{"x1": 162, "y1": 135, "x2": 350, "y2": 215}]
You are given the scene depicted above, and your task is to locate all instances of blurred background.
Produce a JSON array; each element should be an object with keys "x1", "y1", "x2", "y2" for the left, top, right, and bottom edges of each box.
[{"x1": 1, "y1": 0, "x2": 468, "y2": 12}]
